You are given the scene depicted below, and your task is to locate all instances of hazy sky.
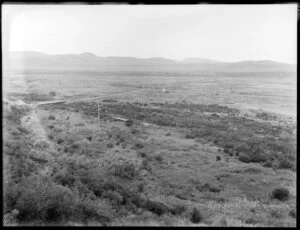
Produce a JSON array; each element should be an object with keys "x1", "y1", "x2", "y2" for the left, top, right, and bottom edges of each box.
[{"x1": 2, "y1": 4, "x2": 297, "y2": 63}]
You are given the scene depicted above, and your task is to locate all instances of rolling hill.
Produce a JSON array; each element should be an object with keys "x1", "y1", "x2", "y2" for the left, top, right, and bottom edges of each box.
[{"x1": 5, "y1": 51, "x2": 296, "y2": 72}]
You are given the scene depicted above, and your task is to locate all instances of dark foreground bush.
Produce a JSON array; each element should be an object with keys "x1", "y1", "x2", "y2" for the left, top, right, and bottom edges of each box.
[
  {"x1": 11, "y1": 176, "x2": 73, "y2": 222},
  {"x1": 102, "y1": 190, "x2": 123, "y2": 207},
  {"x1": 171, "y1": 204, "x2": 187, "y2": 215},
  {"x1": 190, "y1": 207, "x2": 202, "y2": 223},
  {"x1": 6, "y1": 174, "x2": 112, "y2": 224},
  {"x1": 272, "y1": 187, "x2": 289, "y2": 201},
  {"x1": 142, "y1": 200, "x2": 169, "y2": 216},
  {"x1": 289, "y1": 209, "x2": 296, "y2": 218},
  {"x1": 238, "y1": 154, "x2": 251, "y2": 163}
]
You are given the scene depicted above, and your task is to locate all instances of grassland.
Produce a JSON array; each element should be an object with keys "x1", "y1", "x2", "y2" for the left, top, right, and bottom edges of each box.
[{"x1": 3, "y1": 69, "x2": 296, "y2": 226}]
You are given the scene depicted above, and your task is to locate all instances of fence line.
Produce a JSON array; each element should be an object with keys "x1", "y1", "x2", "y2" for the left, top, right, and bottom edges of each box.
[{"x1": 34, "y1": 88, "x2": 146, "y2": 108}]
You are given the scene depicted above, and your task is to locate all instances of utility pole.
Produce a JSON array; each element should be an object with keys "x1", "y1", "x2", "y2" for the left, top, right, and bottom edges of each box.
[{"x1": 97, "y1": 99, "x2": 100, "y2": 125}]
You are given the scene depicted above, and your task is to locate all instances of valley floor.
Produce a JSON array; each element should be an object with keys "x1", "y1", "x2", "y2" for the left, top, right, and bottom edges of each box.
[{"x1": 3, "y1": 98, "x2": 296, "y2": 226}]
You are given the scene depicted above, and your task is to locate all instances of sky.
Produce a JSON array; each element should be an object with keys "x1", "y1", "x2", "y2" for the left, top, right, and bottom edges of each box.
[{"x1": 2, "y1": 4, "x2": 298, "y2": 63}]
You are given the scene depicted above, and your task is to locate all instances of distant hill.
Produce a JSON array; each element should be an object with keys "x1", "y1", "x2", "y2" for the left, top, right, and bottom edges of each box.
[
  {"x1": 181, "y1": 57, "x2": 224, "y2": 64},
  {"x1": 6, "y1": 51, "x2": 296, "y2": 73},
  {"x1": 214, "y1": 60, "x2": 296, "y2": 72}
]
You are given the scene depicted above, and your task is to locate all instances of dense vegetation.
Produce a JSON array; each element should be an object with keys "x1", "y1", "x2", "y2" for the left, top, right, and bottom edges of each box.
[
  {"x1": 57, "y1": 101, "x2": 296, "y2": 171},
  {"x1": 3, "y1": 104, "x2": 196, "y2": 225},
  {"x1": 4, "y1": 100, "x2": 296, "y2": 226}
]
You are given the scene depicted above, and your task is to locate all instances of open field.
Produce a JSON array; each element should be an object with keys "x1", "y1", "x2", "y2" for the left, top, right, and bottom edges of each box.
[
  {"x1": 3, "y1": 69, "x2": 296, "y2": 117},
  {"x1": 3, "y1": 69, "x2": 297, "y2": 226}
]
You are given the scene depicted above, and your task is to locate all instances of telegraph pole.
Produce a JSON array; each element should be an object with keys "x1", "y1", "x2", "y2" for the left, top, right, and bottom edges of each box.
[{"x1": 97, "y1": 99, "x2": 100, "y2": 125}]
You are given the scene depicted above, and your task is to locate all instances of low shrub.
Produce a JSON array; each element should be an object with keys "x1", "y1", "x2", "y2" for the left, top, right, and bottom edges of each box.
[
  {"x1": 11, "y1": 130, "x2": 21, "y2": 136},
  {"x1": 238, "y1": 154, "x2": 251, "y2": 163},
  {"x1": 57, "y1": 139, "x2": 64, "y2": 145},
  {"x1": 131, "y1": 129, "x2": 139, "y2": 134},
  {"x1": 141, "y1": 159, "x2": 151, "y2": 171},
  {"x1": 207, "y1": 184, "x2": 221, "y2": 193},
  {"x1": 223, "y1": 148, "x2": 230, "y2": 154},
  {"x1": 134, "y1": 183, "x2": 143, "y2": 194},
  {"x1": 7, "y1": 157, "x2": 37, "y2": 183},
  {"x1": 4, "y1": 139, "x2": 30, "y2": 157},
  {"x1": 155, "y1": 155, "x2": 163, "y2": 162},
  {"x1": 87, "y1": 136, "x2": 92, "y2": 141},
  {"x1": 71, "y1": 143, "x2": 79, "y2": 149},
  {"x1": 49, "y1": 91, "x2": 56, "y2": 97},
  {"x1": 54, "y1": 173, "x2": 76, "y2": 187},
  {"x1": 102, "y1": 99, "x2": 117, "y2": 103},
  {"x1": 122, "y1": 191, "x2": 145, "y2": 209},
  {"x1": 17, "y1": 127, "x2": 29, "y2": 135},
  {"x1": 272, "y1": 187, "x2": 289, "y2": 201},
  {"x1": 142, "y1": 200, "x2": 169, "y2": 216},
  {"x1": 243, "y1": 167, "x2": 262, "y2": 174},
  {"x1": 216, "y1": 156, "x2": 221, "y2": 161},
  {"x1": 155, "y1": 117, "x2": 176, "y2": 127},
  {"x1": 248, "y1": 153, "x2": 267, "y2": 163},
  {"x1": 125, "y1": 120, "x2": 134, "y2": 127},
  {"x1": 75, "y1": 122, "x2": 85, "y2": 127},
  {"x1": 245, "y1": 217, "x2": 259, "y2": 224},
  {"x1": 138, "y1": 151, "x2": 147, "y2": 158},
  {"x1": 34, "y1": 140, "x2": 50, "y2": 149},
  {"x1": 102, "y1": 190, "x2": 123, "y2": 207},
  {"x1": 185, "y1": 134, "x2": 196, "y2": 139},
  {"x1": 190, "y1": 207, "x2": 202, "y2": 223},
  {"x1": 112, "y1": 163, "x2": 137, "y2": 179},
  {"x1": 289, "y1": 209, "x2": 296, "y2": 218},
  {"x1": 263, "y1": 161, "x2": 272, "y2": 168},
  {"x1": 106, "y1": 143, "x2": 113, "y2": 148},
  {"x1": 278, "y1": 158, "x2": 294, "y2": 170},
  {"x1": 6, "y1": 105, "x2": 30, "y2": 125},
  {"x1": 135, "y1": 143, "x2": 144, "y2": 149},
  {"x1": 12, "y1": 175, "x2": 73, "y2": 222},
  {"x1": 171, "y1": 204, "x2": 187, "y2": 215},
  {"x1": 48, "y1": 115, "x2": 55, "y2": 120}
]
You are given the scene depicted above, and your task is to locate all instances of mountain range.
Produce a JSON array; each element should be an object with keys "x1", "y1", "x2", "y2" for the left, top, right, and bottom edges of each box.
[{"x1": 4, "y1": 51, "x2": 296, "y2": 72}]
